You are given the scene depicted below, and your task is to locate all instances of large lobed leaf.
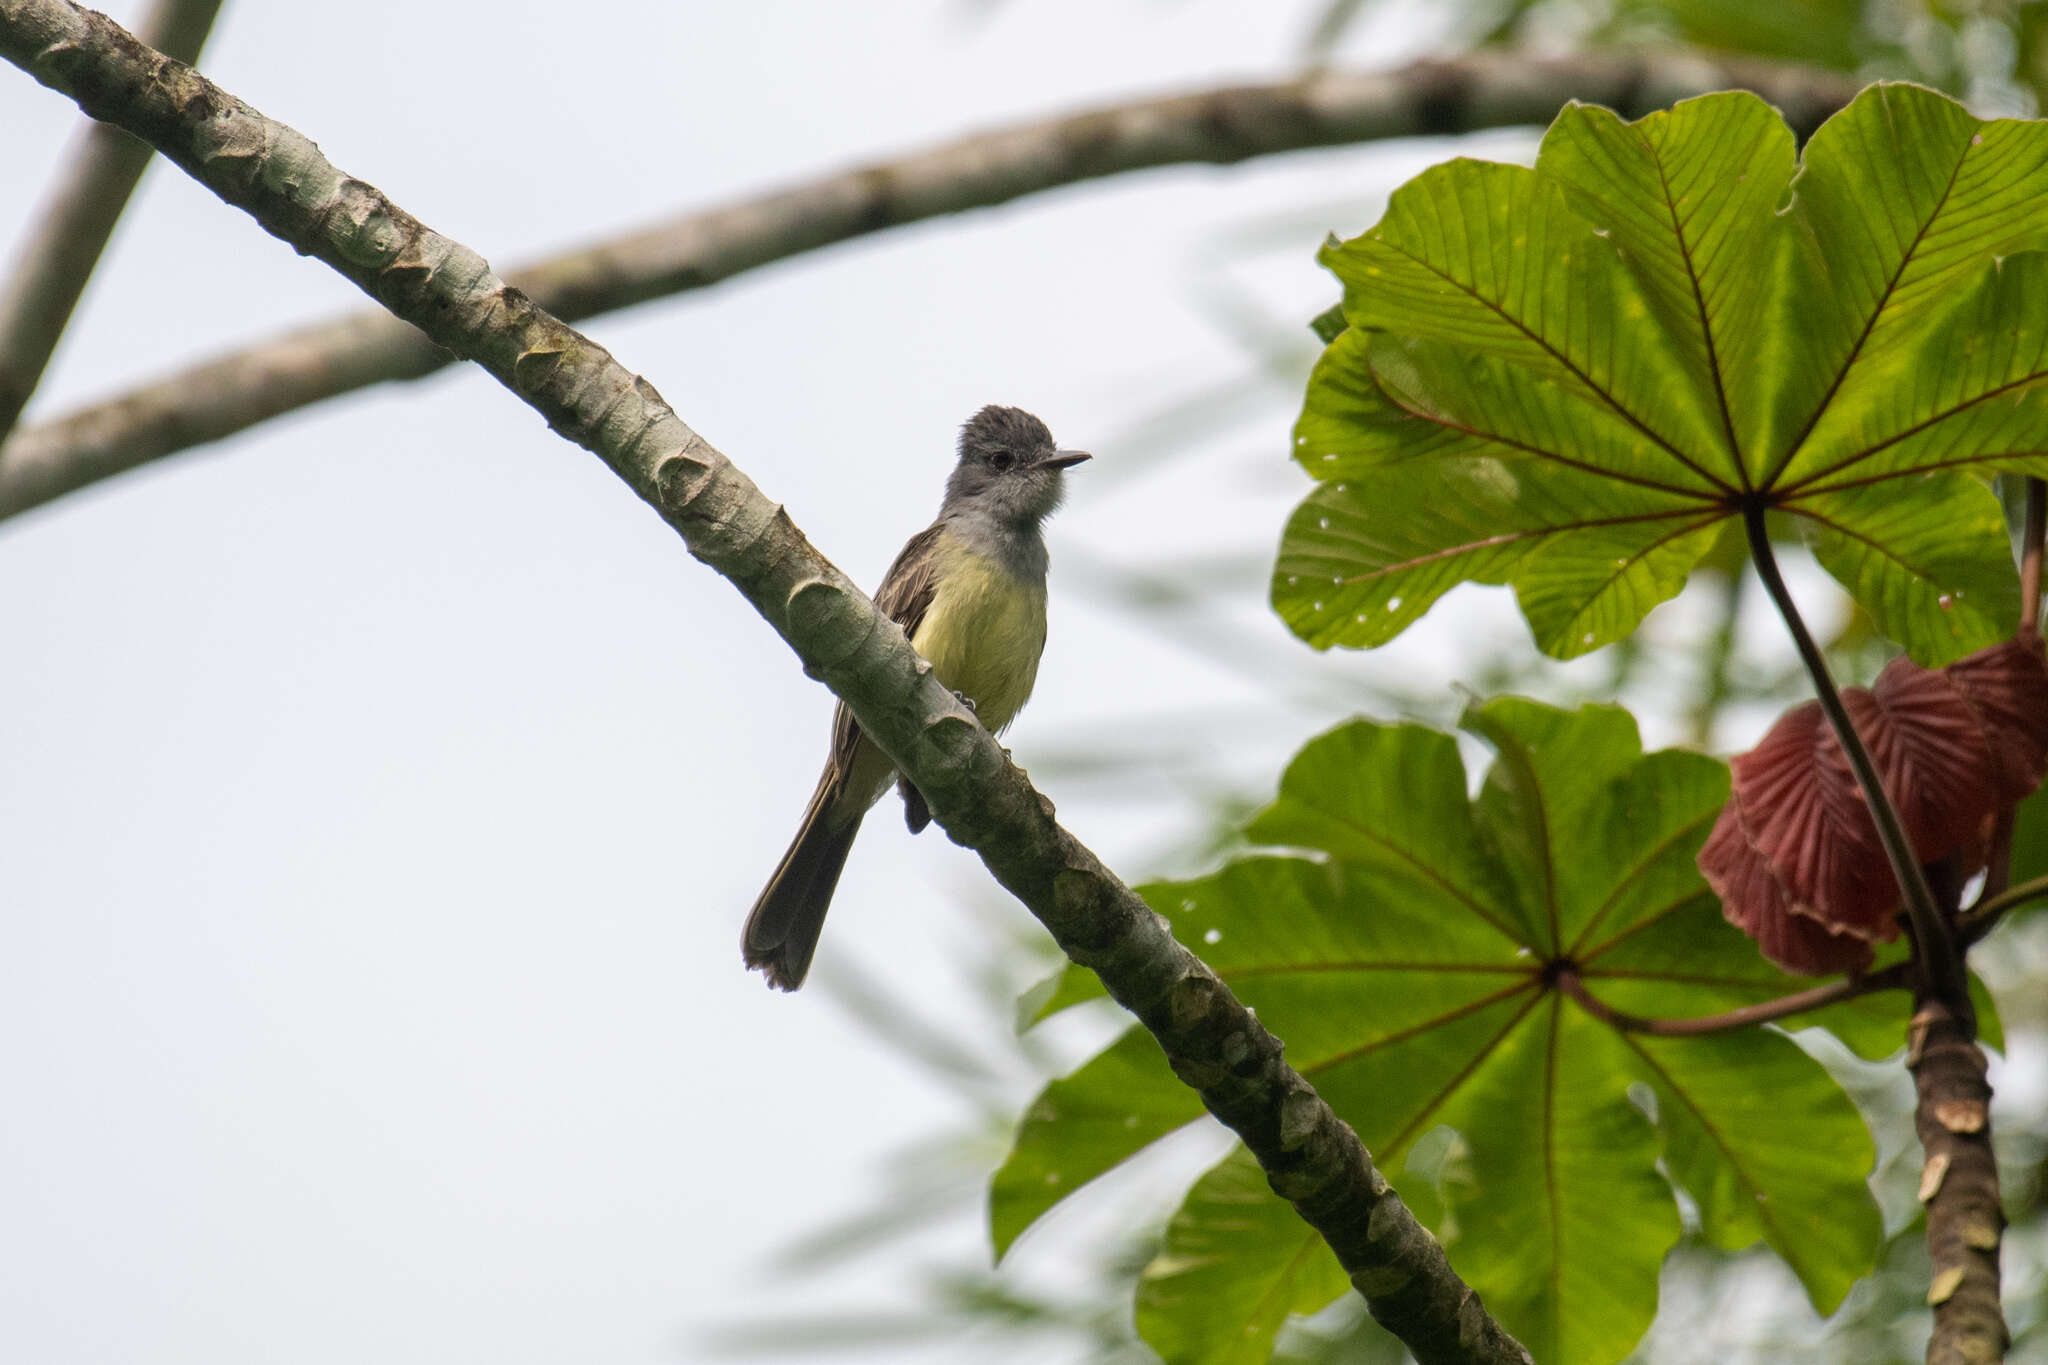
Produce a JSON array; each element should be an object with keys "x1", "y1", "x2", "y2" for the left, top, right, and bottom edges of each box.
[
  {"x1": 993, "y1": 702, "x2": 1896, "y2": 1364},
  {"x1": 1135, "y1": 1147, "x2": 1352, "y2": 1365},
  {"x1": 1277, "y1": 85, "x2": 2048, "y2": 663}
]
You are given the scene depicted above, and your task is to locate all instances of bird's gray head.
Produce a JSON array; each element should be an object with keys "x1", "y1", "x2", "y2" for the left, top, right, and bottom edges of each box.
[{"x1": 942, "y1": 405, "x2": 1090, "y2": 526}]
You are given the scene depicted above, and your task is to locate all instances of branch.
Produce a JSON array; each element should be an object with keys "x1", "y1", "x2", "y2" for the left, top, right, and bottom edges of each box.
[
  {"x1": 0, "y1": 4, "x2": 1530, "y2": 1361},
  {"x1": 1741, "y1": 503, "x2": 1966, "y2": 1021},
  {"x1": 1912, "y1": 998, "x2": 2005, "y2": 1364},
  {"x1": 0, "y1": 47, "x2": 1857, "y2": 521},
  {"x1": 1961, "y1": 872, "x2": 2048, "y2": 946},
  {"x1": 0, "y1": 0, "x2": 221, "y2": 441}
]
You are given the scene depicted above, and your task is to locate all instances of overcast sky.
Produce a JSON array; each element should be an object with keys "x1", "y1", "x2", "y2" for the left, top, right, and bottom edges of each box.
[{"x1": 0, "y1": 4, "x2": 1919, "y2": 1364}]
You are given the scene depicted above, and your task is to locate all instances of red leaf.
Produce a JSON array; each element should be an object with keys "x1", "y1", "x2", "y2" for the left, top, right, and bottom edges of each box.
[
  {"x1": 1945, "y1": 634, "x2": 2048, "y2": 805},
  {"x1": 1728, "y1": 699, "x2": 1896, "y2": 940},
  {"x1": 1702, "y1": 635, "x2": 2048, "y2": 976},
  {"x1": 1863, "y1": 659, "x2": 1994, "y2": 864},
  {"x1": 1700, "y1": 801, "x2": 1876, "y2": 975}
]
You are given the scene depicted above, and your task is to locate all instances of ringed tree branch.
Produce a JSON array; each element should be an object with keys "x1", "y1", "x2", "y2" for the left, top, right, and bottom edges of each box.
[
  {"x1": 1913, "y1": 998, "x2": 2005, "y2": 1365},
  {"x1": 0, "y1": 46, "x2": 1856, "y2": 521},
  {"x1": 0, "y1": 4, "x2": 1532, "y2": 1362},
  {"x1": 1914, "y1": 855, "x2": 2005, "y2": 1365},
  {"x1": 0, "y1": 0, "x2": 221, "y2": 442}
]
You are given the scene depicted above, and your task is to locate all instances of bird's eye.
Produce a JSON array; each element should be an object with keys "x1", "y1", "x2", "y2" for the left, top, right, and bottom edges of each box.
[{"x1": 989, "y1": 451, "x2": 1016, "y2": 471}]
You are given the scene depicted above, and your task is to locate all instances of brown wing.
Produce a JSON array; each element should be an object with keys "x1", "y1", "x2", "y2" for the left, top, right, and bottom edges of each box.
[
  {"x1": 872, "y1": 523, "x2": 944, "y2": 641},
  {"x1": 826, "y1": 523, "x2": 943, "y2": 779}
]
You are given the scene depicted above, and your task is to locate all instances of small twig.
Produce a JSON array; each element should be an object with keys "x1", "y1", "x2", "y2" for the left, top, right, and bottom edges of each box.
[
  {"x1": 1556, "y1": 962, "x2": 1910, "y2": 1037},
  {"x1": 1960, "y1": 873, "x2": 2048, "y2": 947},
  {"x1": 0, "y1": 0, "x2": 222, "y2": 442},
  {"x1": 1741, "y1": 503, "x2": 1967, "y2": 1023}
]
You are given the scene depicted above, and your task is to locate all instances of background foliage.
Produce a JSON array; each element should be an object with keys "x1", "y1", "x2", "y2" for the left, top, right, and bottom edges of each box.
[{"x1": 731, "y1": 4, "x2": 2048, "y2": 1363}]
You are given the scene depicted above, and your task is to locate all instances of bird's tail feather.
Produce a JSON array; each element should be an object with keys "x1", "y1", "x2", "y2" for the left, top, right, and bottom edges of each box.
[{"x1": 743, "y1": 774, "x2": 862, "y2": 991}]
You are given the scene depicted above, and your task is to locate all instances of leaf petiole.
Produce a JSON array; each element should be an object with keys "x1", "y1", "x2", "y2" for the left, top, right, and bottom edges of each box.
[
  {"x1": 1556, "y1": 963, "x2": 1909, "y2": 1038},
  {"x1": 1739, "y1": 502, "x2": 1968, "y2": 1024}
]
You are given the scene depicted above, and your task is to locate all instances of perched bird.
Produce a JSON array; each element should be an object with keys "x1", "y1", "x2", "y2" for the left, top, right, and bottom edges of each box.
[{"x1": 743, "y1": 405, "x2": 1090, "y2": 990}]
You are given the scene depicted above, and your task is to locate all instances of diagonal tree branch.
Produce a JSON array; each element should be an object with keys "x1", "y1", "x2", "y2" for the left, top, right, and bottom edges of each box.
[
  {"x1": 0, "y1": 0, "x2": 221, "y2": 443},
  {"x1": 0, "y1": 3, "x2": 1530, "y2": 1361},
  {"x1": 0, "y1": 45, "x2": 1856, "y2": 521}
]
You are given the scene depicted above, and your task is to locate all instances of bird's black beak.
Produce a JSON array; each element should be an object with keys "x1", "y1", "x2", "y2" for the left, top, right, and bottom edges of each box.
[{"x1": 1036, "y1": 450, "x2": 1092, "y2": 470}]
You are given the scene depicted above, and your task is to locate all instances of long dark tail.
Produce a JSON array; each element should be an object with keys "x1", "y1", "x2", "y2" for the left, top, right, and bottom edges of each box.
[{"x1": 743, "y1": 774, "x2": 863, "y2": 991}]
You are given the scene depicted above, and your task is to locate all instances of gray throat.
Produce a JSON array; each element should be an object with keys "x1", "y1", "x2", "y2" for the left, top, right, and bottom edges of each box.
[{"x1": 938, "y1": 502, "x2": 1050, "y2": 584}]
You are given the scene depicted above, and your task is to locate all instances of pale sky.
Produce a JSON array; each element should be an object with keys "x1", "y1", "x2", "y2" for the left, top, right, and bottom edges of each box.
[{"x1": 1, "y1": 4, "x2": 1950, "y2": 1364}]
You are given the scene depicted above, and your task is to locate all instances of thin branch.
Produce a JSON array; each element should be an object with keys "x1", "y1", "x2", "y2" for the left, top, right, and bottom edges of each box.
[
  {"x1": 1960, "y1": 873, "x2": 2048, "y2": 946},
  {"x1": 0, "y1": 0, "x2": 221, "y2": 442},
  {"x1": 0, "y1": 5, "x2": 1530, "y2": 1361},
  {"x1": 1741, "y1": 503, "x2": 1967, "y2": 1022},
  {"x1": 0, "y1": 47, "x2": 1857, "y2": 521},
  {"x1": 1556, "y1": 963, "x2": 1910, "y2": 1037}
]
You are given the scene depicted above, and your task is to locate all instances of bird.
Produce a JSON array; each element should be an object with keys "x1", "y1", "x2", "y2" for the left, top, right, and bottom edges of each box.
[{"x1": 742, "y1": 405, "x2": 1090, "y2": 990}]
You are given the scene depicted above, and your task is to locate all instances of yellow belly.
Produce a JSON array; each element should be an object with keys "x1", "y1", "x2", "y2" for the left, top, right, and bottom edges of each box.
[{"x1": 910, "y1": 533, "x2": 1048, "y2": 735}]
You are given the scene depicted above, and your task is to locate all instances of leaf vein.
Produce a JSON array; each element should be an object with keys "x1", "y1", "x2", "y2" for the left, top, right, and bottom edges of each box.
[
  {"x1": 1566, "y1": 807, "x2": 1720, "y2": 958},
  {"x1": 1375, "y1": 239, "x2": 1733, "y2": 493},
  {"x1": 1763, "y1": 110, "x2": 1974, "y2": 487}
]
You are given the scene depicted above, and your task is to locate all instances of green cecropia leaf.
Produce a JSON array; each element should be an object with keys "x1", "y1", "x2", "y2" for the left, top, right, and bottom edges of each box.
[
  {"x1": 1135, "y1": 1147, "x2": 1352, "y2": 1365},
  {"x1": 1277, "y1": 84, "x2": 2048, "y2": 663},
  {"x1": 994, "y1": 700, "x2": 1906, "y2": 1365}
]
